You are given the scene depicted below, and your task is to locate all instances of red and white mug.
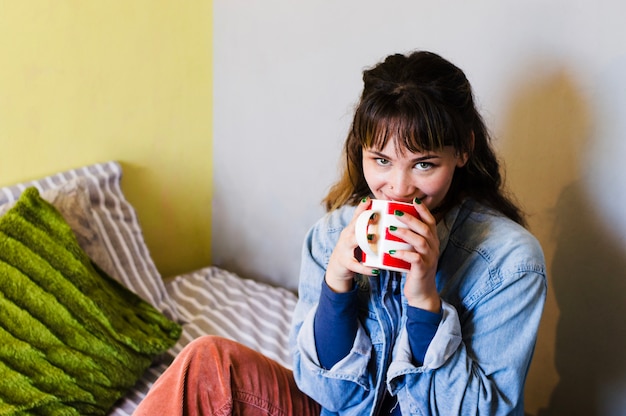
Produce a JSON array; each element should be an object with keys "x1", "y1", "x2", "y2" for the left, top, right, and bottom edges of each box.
[{"x1": 355, "y1": 199, "x2": 418, "y2": 272}]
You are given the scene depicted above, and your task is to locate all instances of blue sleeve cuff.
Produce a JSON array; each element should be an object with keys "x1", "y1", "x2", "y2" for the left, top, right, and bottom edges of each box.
[{"x1": 406, "y1": 305, "x2": 442, "y2": 366}]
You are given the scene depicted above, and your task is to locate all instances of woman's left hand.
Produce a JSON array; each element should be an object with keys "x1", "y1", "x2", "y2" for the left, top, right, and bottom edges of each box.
[{"x1": 389, "y1": 200, "x2": 441, "y2": 312}]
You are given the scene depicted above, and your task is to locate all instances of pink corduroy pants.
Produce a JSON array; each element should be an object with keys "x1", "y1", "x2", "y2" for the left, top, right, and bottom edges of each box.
[{"x1": 133, "y1": 335, "x2": 321, "y2": 416}]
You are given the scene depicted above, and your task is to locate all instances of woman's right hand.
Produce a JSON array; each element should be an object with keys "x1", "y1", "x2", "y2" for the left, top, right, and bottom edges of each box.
[{"x1": 325, "y1": 197, "x2": 379, "y2": 293}]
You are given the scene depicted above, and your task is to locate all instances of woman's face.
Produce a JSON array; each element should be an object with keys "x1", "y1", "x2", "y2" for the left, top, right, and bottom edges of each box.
[{"x1": 362, "y1": 138, "x2": 468, "y2": 214}]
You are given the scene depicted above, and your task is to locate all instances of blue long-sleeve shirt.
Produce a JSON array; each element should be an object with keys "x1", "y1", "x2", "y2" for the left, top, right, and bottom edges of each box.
[
  {"x1": 314, "y1": 279, "x2": 442, "y2": 415},
  {"x1": 314, "y1": 279, "x2": 441, "y2": 369}
]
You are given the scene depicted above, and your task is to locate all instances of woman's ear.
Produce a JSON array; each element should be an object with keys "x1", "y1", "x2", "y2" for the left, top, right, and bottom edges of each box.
[{"x1": 456, "y1": 131, "x2": 474, "y2": 167}]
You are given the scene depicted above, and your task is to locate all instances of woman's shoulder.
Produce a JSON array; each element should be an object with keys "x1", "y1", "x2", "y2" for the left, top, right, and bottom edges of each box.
[
  {"x1": 451, "y1": 201, "x2": 545, "y2": 269},
  {"x1": 312, "y1": 204, "x2": 356, "y2": 233},
  {"x1": 304, "y1": 205, "x2": 355, "y2": 251}
]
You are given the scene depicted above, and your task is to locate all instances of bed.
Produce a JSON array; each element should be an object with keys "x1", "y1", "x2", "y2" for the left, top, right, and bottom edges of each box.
[{"x1": 0, "y1": 161, "x2": 297, "y2": 415}]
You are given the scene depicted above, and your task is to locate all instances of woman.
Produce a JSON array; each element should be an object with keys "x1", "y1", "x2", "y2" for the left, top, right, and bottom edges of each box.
[
  {"x1": 134, "y1": 50, "x2": 546, "y2": 416},
  {"x1": 291, "y1": 50, "x2": 546, "y2": 415}
]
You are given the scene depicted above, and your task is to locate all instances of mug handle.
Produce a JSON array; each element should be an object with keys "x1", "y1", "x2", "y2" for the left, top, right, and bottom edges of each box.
[{"x1": 355, "y1": 209, "x2": 378, "y2": 257}]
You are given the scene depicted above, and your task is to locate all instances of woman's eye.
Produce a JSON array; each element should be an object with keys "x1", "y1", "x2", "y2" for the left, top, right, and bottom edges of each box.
[
  {"x1": 415, "y1": 162, "x2": 434, "y2": 171},
  {"x1": 375, "y1": 158, "x2": 390, "y2": 166}
]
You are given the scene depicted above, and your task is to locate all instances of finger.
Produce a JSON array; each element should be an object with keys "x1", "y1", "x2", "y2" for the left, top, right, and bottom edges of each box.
[
  {"x1": 412, "y1": 197, "x2": 436, "y2": 226},
  {"x1": 350, "y1": 259, "x2": 380, "y2": 276},
  {"x1": 355, "y1": 196, "x2": 372, "y2": 217},
  {"x1": 389, "y1": 226, "x2": 432, "y2": 253},
  {"x1": 387, "y1": 248, "x2": 435, "y2": 274},
  {"x1": 344, "y1": 197, "x2": 373, "y2": 232},
  {"x1": 387, "y1": 248, "x2": 418, "y2": 266},
  {"x1": 392, "y1": 211, "x2": 435, "y2": 245}
]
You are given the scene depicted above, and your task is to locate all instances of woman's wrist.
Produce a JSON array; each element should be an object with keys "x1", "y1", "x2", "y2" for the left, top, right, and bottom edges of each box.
[
  {"x1": 324, "y1": 274, "x2": 354, "y2": 293},
  {"x1": 407, "y1": 294, "x2": 441, "y2": 313}
]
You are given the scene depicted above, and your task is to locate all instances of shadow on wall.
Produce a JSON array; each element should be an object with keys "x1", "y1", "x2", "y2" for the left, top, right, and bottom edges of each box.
[
  {"x1": 538, "y1": 181, "x2": 626, "y2": 416},
  {"x1": 499, "y1": 65, "x2": 626, "y2": 415}
]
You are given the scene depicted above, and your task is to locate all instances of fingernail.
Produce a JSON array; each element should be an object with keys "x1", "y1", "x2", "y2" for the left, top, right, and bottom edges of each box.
[
  {"x1": 372, "y1": 269, "x2": 380, "y2": 275},
  {"x1": 414, "y1": 197, "x2": 422, "y2": 204},
  {"x1": 389, "y1": 249, "x2": 396, "y2": 254},
  {"x1": 361, "y1": 197, "x2": 368, "y2": 203},
  {"x1": 394, "y1": 210, "x2": 404, "y2": 216},
  {"x1": 389, "y1": 225, "x2": 397, "y2": 231},
  {"x1": 367, "y1": 234, "x2": 374, "y2": 241}
]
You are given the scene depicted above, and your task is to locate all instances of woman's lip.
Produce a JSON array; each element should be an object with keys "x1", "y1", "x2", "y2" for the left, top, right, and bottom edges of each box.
[{"x1": 381, "y1": 194, "x2": 420, "y2": 204}]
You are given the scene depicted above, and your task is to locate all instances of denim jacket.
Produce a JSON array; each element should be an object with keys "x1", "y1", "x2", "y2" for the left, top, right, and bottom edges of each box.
[{"x1": 290, "y1": 199, "x2": 547, "y2": 415}]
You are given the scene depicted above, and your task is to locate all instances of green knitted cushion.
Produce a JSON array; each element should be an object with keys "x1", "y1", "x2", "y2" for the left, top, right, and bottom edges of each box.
[{"x1": 0, "y1": 187, "x2": 182, "y2": 415}]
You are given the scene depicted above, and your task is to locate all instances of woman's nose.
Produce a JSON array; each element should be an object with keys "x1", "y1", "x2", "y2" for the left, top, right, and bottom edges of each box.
[{"x1": 389, "y1": 170, "x2": 414, "y2": 196}]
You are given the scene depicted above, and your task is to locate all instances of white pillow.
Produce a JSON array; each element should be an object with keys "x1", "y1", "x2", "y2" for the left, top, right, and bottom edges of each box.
[{"x1": 0, "y1": 161, "x2": 180, "y2": 321}]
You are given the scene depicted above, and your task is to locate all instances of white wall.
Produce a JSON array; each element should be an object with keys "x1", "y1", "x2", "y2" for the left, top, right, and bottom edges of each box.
[{"x1": 213, "y1": 1, "x2": 626, "y2": 414}]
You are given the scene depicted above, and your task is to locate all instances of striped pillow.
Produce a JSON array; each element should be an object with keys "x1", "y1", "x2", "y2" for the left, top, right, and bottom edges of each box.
[{"x1": 0, "y1": 161, "x2": 179, "y2": 321}]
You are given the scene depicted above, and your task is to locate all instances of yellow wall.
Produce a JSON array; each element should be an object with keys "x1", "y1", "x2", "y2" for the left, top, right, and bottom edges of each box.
[{"x1": 0, "y1": 1, "x2": 213, "y2": 278}]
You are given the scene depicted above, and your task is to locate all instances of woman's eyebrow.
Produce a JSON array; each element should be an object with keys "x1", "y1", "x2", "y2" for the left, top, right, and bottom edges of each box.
[
  {"x1": 367, "y1": 150, "x2": 391, "y2": 159},
  {"x1": 367, "y1": 150, "x2": 440, "y2": 162},
  {"x1": 410, "y1": 154, "x2": 441, "y2": 163}
]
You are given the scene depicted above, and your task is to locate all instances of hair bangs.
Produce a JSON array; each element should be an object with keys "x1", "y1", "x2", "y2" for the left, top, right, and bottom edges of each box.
[{"x1": 352, "y1": 90, "x2": 457, "y2": 155}]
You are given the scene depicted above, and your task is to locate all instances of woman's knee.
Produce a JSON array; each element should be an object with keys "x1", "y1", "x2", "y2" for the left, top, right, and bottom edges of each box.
[{"x1": 182, "y1": 335, "x2": 255, "y2": 367}]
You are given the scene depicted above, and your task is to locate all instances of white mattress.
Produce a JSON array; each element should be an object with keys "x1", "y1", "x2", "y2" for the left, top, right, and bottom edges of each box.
[{"x1": 109, "y1": 266, "x2": 298, "y2": 415}]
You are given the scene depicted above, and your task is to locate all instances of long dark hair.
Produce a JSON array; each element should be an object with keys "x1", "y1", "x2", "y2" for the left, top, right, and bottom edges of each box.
[{"x1": 323, "y1": 50, "x2": 525, "y2": 226}]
